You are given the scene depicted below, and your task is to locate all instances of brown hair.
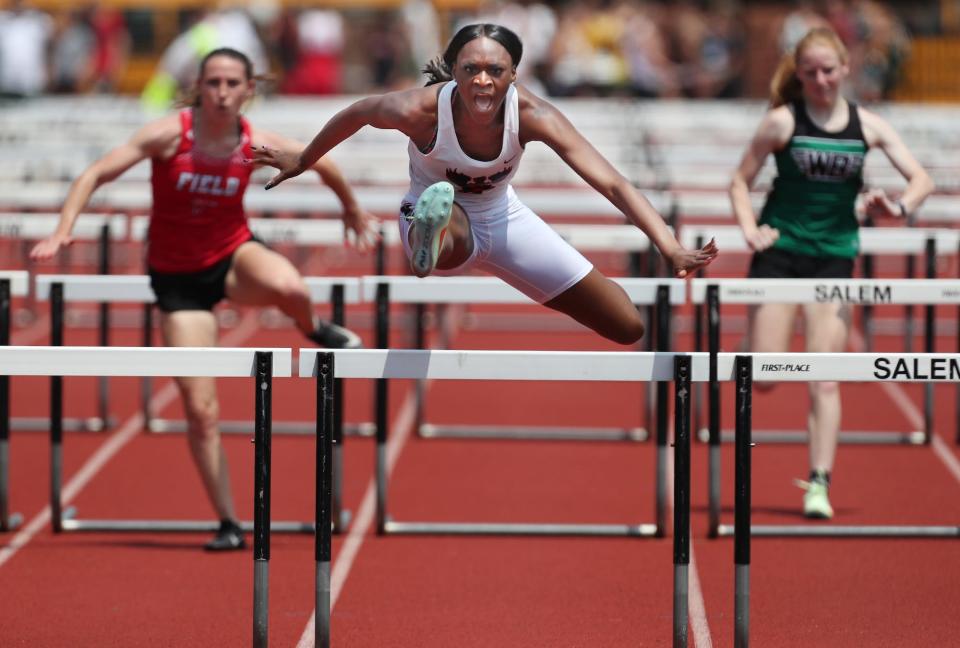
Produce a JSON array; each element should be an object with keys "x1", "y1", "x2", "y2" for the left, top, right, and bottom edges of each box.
[
  {"x1": 176, "y1": 47, "x2": 270, "y2": 109},
  {"x1": 769, "y1": 27, "x2": 848, "y2": 107}
]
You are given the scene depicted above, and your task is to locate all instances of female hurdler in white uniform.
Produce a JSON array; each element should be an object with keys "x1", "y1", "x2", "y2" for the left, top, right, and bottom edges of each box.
[{"x1": 255, "y1": 23, "x2": 717, "y2": 343}]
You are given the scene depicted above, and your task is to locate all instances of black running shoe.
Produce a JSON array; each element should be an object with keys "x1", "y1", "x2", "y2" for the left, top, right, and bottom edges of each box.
[
  {"x1": 204, "y1": 519, "x2": 247, "y2": 552},
  {"x1": 309, "y1": 321, "x2": 363, "y2": 349}
]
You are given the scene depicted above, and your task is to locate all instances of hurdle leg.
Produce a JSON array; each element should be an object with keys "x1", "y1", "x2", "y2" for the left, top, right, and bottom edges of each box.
[
  {"x1": 923, "y1": 237, "x2": 935, "y2": 444},
  {"x1": 330, "y1": 285, "x2": 350, "y2": 532},
  {"x1": 253, "y1": 352, "x2": 273, "y2": 648},
  {"x1": 673, "y1": 356, "x2": 692, "y2": 648},
  {"x1": 654, "y1": 286, "x2": 670, "y2": 537},
  {"x1": 707, "y1": 285, "x2": 721, "y2": 537},
  {"x1": 734, "y1": 355, "x2": 752, "y2": 648},
  {"x1": 0, "y1": 279, "x2": 22, "y2": 530},
  {"x1": 141, "y1": 303, "x2": 154, "y2": 430},
  {"x1": 50, "y1": 283, "x2": 65, "y2": 532},
  {"x1": 316, "y1": 352, "x2": 334, "y2": 648},
  {"x1": 375, "y1": 282, "x2": 390, "y2": 534}
]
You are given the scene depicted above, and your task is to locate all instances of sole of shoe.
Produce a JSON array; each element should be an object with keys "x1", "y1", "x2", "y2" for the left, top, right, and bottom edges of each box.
[{"x1": 410, "y1": 182, "x2": 454, "y2": 278}]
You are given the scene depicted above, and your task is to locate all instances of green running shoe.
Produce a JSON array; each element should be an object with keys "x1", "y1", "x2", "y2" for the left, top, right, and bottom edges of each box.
[
  {"x1": 795, "y1": 477, "x2": 834, "y2": 520},
  {"x1": 409, "y1": 181, "x2": 454, "y2": 278}
]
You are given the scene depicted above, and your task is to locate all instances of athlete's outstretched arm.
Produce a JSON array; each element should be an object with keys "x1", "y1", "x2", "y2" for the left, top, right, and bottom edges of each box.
[
  {"x1": 253, "y1": 129, "x2": 380, "y2": 252},
  {"x1": 30, "y1": 116, "x2": 178, "y2": 261},
  {"x1": 253, "y1": 88, "x2": 435, "y2": 190},
  {"x1": 730, "y1": 106, "x2": 792, "y2": 251},
  {"x1": 859, "y1": 110, "x2": 935, "y2": 219},
  {"x1": 520, "y1": 92, "x2": 717, "y2": 277}
]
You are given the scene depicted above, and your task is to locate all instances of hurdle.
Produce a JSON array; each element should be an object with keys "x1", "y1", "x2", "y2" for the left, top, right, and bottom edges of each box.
[
  {"x1": 300, "y1": 349, "x2": 698, "y2": 647},
  {"x1": 2, "y1": 213, "x2": 127, "y2": 431},
  {"x1": 0, "y1": 270, "x2": 28, "y2": 531},
  {"x1": 0, "y1": 346, "x2": 284, "y2": 648},
  {"x1": 693, "y1": 278, "x2": 960, "y2": 535},
  {"x1": 34, "y1": 273, "x2": 360, "y2": 531},
  {"x1": 363, "y1": 274, "x2": 684, "y2": 443},
  {"x1": 302, "y1": 348, "x2": 695, "y2": 540},
  {"x1": 724, "y1": 353, "x2": 960, "y2": 647},
  {"x1": 0, "y1": 346, "x2": 296, "y2": 534}
]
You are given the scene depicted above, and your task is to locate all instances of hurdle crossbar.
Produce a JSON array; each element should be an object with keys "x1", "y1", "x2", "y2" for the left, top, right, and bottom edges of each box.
[
  {"x1": 0, "y1": 271, "x2": 28, "y2": 531},
  {"x1": 34, "y1": 274, "x2": 361, "y2": 532}
]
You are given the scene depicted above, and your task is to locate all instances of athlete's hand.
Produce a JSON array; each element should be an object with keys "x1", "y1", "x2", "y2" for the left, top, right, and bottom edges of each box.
[
  {"x1": 744, "y1": 224, "x2": 779, "y2": 251},
  {"x1": 342, "y1": 205, "x2": 381, "y2": 253},
  {"x1": 29, "y1": 233, "x2": 72, "y2": 261},
  {"x1": 670, "y1": 238, "x2": 718, "y2": 278},
  {"x1": 250, "y1": 145, "x2": 306, "y2": 189},
  {"x1": 862, "y1": 188, "x2": 902, "y2": 220}
]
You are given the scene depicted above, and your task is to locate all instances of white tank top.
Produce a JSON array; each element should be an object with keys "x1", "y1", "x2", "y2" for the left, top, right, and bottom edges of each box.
[{"x1": 406, "y1": 81, "x2": 522, "y2": 209}]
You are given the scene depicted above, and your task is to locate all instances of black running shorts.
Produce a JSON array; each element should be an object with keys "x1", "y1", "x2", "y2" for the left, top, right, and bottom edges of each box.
[
  {"x1": 747, "y1": 247, "x2": 854, "y2": 280},
  {"x1": 148, "y1": 236, "x2": 261, "y2": 312}
]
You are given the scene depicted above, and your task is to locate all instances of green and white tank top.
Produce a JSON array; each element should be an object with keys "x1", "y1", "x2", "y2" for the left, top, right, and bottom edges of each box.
[{"x1": 759, "y1": 100, "x2": 868, "y2": 259}]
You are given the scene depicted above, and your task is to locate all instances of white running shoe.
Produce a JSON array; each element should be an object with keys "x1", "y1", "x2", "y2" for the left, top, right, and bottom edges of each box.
[
  {"x1": 795, "y1": 476, "x2": 834, "y2": 520},
  {"x1": 409, "y1": 181, "x2": 454, "y2": 278}
]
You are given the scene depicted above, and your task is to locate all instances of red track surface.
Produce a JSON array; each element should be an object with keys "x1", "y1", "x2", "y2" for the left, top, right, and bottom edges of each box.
[{"x1": 2, "y1": 250, "x2": 960, "y2": 647}]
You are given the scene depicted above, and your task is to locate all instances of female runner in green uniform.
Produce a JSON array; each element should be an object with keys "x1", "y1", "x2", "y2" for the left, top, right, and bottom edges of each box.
[{"x1": 729, "y1": 27, "x2": 934, "y2": 519}]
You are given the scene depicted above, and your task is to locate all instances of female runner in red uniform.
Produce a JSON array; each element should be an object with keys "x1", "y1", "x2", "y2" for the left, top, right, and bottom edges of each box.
[{"x1": 31, "y1": 47, "x2": 378, "y2": 550}]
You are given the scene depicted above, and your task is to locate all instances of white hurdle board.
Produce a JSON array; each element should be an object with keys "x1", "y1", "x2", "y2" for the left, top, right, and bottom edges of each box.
[
  {"x1": 0, "y1": 212, "x2": 127, "y2": 241},
  {"x1": 2, "y1": 181, "x2": 671, "y2": 218},
  {"x1": 0, "y1": 346, "x2": 291, "y2": 376},
  {"x1": 0, "y1": 270, "x2": 29, "y2": 296},
  {"x1": 680, "y1": 224, "x2": 960, "y2": 255},
  {"x1": 300, "y1": 348, "x2": 705, "y2": 381},
  {"x1": 690, "y1": 277, "x2": 960, "y2": 305},
  {"x1": 361, "y1": 275, "x2": 686, "y2": 305},
  {"x1": 35, "y1": 273, "x2": 362, "y2": 305}
]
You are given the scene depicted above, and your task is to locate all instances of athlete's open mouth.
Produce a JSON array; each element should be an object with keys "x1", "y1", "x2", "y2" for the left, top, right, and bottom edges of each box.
[{"x1": 474, "y1": 94, "x2": 494, "y2": 111}]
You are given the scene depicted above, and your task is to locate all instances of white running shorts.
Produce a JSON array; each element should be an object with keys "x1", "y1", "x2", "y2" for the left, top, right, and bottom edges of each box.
[{"x1": 399, "y1": 186, "x2": 594, "y2": 304}]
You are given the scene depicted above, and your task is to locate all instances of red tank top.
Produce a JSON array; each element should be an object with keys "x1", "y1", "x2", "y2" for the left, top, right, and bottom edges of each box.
[{"x1": 148, "y1": 110, "x2": 254, "y2": 272}]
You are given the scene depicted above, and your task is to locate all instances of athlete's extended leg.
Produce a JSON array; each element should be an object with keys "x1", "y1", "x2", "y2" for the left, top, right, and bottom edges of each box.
[
  {"x1": 803, "y1": 302, "x2": 849, "y2": 473},
  {"x1": 747, "y1": 303, "x2": 799, "y2": 391},
  {"x1": 161, "y1": 310, "x2": 243, "y2": 548},
  {"x1": 225, "y1": 241, "x2": 314, "y2": 333},
  {"x1": 225, "y1": 241, "x2": 360, "y2": 347},
  {"x1": 543, "y1": 269, "x2": 645, "y2": 344},
  {"x1": 407, "y1": 181, "x2": 474, "y2": 276},
  {"x1": 795, "y1": 302, "x2": 848, "y2": 519}
]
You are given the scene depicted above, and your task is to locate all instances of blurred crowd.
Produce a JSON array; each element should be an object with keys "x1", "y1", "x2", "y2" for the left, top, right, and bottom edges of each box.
[{"x1": 0, "y1": 0, "x2": 915, "y2": 105}]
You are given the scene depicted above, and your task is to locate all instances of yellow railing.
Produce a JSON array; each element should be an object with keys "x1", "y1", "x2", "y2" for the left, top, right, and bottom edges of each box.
[{"x1": 892, "y1": 37, "x2": 960, "y2": 102}]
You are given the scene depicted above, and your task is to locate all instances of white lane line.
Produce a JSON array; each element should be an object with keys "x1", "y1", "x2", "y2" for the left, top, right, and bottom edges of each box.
[
  {"x1": 0, "y1": 312, "x2": 261, "y2": 569},
  {"x1": 849, "y1": 329, "x2": 960, "y2": 488},
  {"x1": 666, "y1": 422, "x2": 713, "y2": 648}
]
